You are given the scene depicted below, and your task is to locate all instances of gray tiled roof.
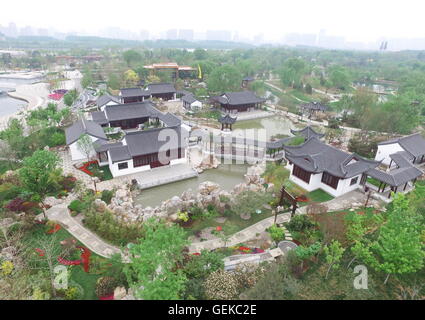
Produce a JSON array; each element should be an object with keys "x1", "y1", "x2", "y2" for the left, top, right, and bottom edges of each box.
[
  {"x1": 120, "y1": 88, "x2": 151, "y2": 98},
  {"x1": 146, "y1": 83, "x2": 176, "y2": 94},
  {"x1": 109, "y1": 146, "x2": 132, "y2": 162},
  {"x1": 157, "y1": 112, "x2": 182, "y2": 127},
  {"x1": 291, "y1": 126, "x2": 324, "y2": 140},
  {"x1": 218, "y1": 114, "x2": 237, "y2": 124},
  {"x1": 299, "y1": 101, "x2": 328, "y2": 111},
  {"x1": 124, "y1": 127, "x2": 188, "y2": 157},
  {"x1": 367, "y1": 166, "x2": 423, "y2": 187},
  {"x1": 65, "y1": 119, "x2": 107, "y2": 145},
  {"x1": 390, "y1": 152, "x2": 413, "y2": 168},
  {"x1": 182, "y1": 94, "x2": 198, "y2": 104},
  {"x1": 215, "y1": 91, "x2": 266, "y2": 106},
  {"x1": 266, "y1": 137, "x2": 294, "y2": 149},
  {"x1": 104, "y1": 102, "x2": 159, "y2": 122},
  {"x1": 378, "y1": 133, "x2": 425, "y2": 158},
  {"x1": 367, "y1": 149, "x2": 423, "y2": 187},
  {"x1": 96, "y1": 93, "x2": 120, "y2": 107},
  {"x1": 284, "y1": 137, "x2": 380, "y2": 178},
  {"x1": 93, "y1": 141, "x2": 123, "y2": 153},
  {"x1": 91, "y1": 111, "x2": 108, "y2": 125}
]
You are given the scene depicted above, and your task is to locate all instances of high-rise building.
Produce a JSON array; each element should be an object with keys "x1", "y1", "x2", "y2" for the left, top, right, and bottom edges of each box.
[
  {"x1": 166, "y1": 29, "x2": 178, "y2": 40},
  {"x1": 178, "y1": 29, "x2": 194, "y2": 41},
  {"x1": 140, "y1": 30, "x2": 150, "y2": 41},
  {"x1": 206, "y1": 30, "x2": 232, "y2": 42}
]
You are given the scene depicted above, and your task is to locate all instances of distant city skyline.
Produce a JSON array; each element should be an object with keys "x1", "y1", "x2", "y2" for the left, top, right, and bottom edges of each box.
[{"x1": 1, "y1": 0, "x2": 425, "y2": 50}]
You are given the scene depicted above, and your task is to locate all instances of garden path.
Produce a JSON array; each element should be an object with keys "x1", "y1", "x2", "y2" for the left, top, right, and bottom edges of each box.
[
  {"x1": 45, "y1": 202, "x2": 128, "y2": 261},
  {"x1": 187, "y1": 212, "x2": 292, "y2": 253}
]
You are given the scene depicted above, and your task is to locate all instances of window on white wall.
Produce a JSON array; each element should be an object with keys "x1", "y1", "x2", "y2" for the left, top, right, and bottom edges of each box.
[
  {"x1": 118, "y1": 162, "x2": 128, "y2": 170},
  {"x1": 350, "y1": 177, "x2": 359, "y2": 186}
]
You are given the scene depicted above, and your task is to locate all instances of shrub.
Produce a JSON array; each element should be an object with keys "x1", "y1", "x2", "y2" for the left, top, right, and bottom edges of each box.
[
  {"x1": 68, "y1": 200, "x2": 85, "y2": 213},
  {"x1": 285, "y1": 215, "x2": 317, "y2": 232},
  {"x1": 49, "y1": 132, "x2": 66, "y2": 147},
  {"x1": 0, "y1": 183, "x2": 23, "y2": 205},
  {"x1": 204, "y1": 270, "x2": 239, "y2": 300},
  {"x1": 60, "y1": 176, "x2": 77, "y2": 192},
  {"x1": 101, "y1": 190, "x2": 114, "y2": 204},
  {"x1": 4, "y1": 198, "x2": 26, "y2": 212},
  {"x1": 268, "y1": 224, "x2": 285, "y2": 242},
  {"x1": 95, "y1": 276, "x2": 119, "y2": 298}
]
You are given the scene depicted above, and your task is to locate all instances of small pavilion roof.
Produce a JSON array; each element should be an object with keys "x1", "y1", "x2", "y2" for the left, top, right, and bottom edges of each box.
[
  {"x1": 299, "y1": 101, "x2": 328, "y2": 112},
  {"x1": 291, "y1": 126, "x2": 324, "y2": 140},
  {"x1": 378, "y1": 133, "x2": 425, "y2": 158},
  {"x1": 218, "y1": 114, "x2": 237, "y2": 125}
]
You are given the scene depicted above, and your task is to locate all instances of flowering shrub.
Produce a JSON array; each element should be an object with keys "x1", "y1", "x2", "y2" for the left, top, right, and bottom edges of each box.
[
  {"x1": 4, "y1": 198, "x2": 26, "y2": 212},
  {"x1": 204, "y1": 270, "x2": 239, "y2": 300},
  {"x1": 1, "y1": 261, "x2": 14, "y2": 276},
  {"x1": 60, "y1": 176, "x2": 77, "y2": 192}
]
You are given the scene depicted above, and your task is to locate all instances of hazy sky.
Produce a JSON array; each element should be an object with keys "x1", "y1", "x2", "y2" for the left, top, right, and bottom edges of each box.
[{"x1": 1, "y1": 0, "x2": 425, "y2": 42}]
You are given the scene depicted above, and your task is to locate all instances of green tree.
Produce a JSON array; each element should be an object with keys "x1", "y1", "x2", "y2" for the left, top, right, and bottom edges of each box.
[
  {"x1": 123, "y1": 50, "x2": 142, "y2": 67},
  {"x1": 278, "y1": 58, "x2": 306, "y2": 88},
  {"x1": 18, "y1": 150, "x2": 60, "y2": 218},
  {"x1": 76, "y1": 134, "x2": 94, "y2": 162},
  {"x1": 63, "y1": 89, "x2": 79, "y2": 107},
  {"x1": 355, "y1": 194, "x2": 424, "y2": 284},
  {"x1": 123, "y1": 219, "x2": 188, "y2": 300},
  {"x1": 81, "y1": 68, "x2": 94, "y2": 89},
  {"x1": 207, "y1": 65, "x2": 243, "y2": 93},
  {"x1": 323, "y1": 240, "x2": 345, "y2": 279},
  {"x1": 123, "y1": 70, "x2": 140, "y2": 87},
  {"x1": 194, "y1": 48, "x2": 208, "y2": 60},
  {"x1": 328, "y1": 65, "x2": 351, "y2": 91}
]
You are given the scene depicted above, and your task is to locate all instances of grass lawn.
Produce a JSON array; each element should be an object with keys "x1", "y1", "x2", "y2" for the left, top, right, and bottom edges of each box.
[
  {"x1": 99, "y1": 165, "x2": 113, "y2": 181},
  {"x1": 367, "y1": 177, "x2": 382, "y2": 188},
  {"x1": 23, "y1": 224, "x2": 107, "y2": 300},
  {"x1": 185, "y1": 209, "x2": 274, "y2": 239},
  {"x1": 307, "y1": 189, "x2": 334, "y2": 203}
]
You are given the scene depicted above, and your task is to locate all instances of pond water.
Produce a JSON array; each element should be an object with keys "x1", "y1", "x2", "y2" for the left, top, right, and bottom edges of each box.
[
  {"x1": 0, "y1": 88, "x2": 28, "y2": 117},
  {"x1": 133, "y1": 116, "x2": 297, "y2": 208},
  {"x1": 232, "y1": 116, "x2": 297, "y2": 139},
  {"x1": 134, "y1": 164, "x2": 249, "y2": 208}
]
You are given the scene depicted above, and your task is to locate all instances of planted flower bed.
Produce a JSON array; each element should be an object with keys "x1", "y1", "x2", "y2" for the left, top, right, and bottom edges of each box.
[{"x1": 77, "y1": 161, "x2": 113, "y2": 181}]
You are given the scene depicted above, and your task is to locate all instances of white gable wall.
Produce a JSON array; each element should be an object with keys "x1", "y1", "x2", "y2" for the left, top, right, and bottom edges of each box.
[
  {"x1": 286, "y1": 163, "x2": 363, "y2": 198},
  {"x1": 69, "y1": 135, "x2": 99, "y2": 161},
  {"x1": 100, "y1": 100, "x2": 119, "y2": 112},
  {"x1": 375, "y1": 143, "x2": 405, "y2": 166}
]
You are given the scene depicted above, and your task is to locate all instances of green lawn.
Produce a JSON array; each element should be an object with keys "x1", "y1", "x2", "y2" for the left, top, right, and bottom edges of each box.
[
  {"x1": 23, "y1": 224, "x2": 106, "y2": 300},
  {"x1": 307, "y1": 189, "x2": 335, "y2": 203},
  {"x1": 367, "y1": 177, "x2": 382, "y2": 188},
  {"x1": 185, "y1": 209, "x2": 274, "y2": 239},
  {"x1": 99, "y1": 166, "x2": 113, "y2": 181}
]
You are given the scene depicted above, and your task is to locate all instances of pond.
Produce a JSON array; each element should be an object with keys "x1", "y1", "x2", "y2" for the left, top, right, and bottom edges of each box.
[
  {"x1": 0, "y1": 88, "x2": 28, "y2": 117},
  {"x1": 232, "y1": 116, "x2": 297, "y2": 140},
  {"x1": 134, "y1": 164, "x2": 249, "y2": 208}
]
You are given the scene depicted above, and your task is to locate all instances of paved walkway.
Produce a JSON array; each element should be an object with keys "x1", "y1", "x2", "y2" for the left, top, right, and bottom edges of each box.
[
  {"x1": 296, "y1": 189, "x2": 376, "y2": 214},
  {"x1": 187, "y1": 213, "x2": 291, "y2": 253},
  {"x1": 46, "y1": 202, "x2": 125, "y2": 259}
]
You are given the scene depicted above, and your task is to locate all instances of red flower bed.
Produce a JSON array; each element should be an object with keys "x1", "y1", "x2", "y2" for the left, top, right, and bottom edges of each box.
[
  {"x1": 35, "y1": 248, "x2": 45, "y2": 257},
  {"x1": 48, "y1": 93, "x2": 64, "y2": 101},
  {"x1": 77, "y1": 161, "x2": 98, "y2": 176},
  {"x1": 47, "y1": 224, "x2": 61, "y2": 234},
  {"x1": 295, "y1": 196, "x2": 309, "y2": 202},
  {"x1": 216, "y1": 226, "x2": 222, "y2": 232},
  {"x1": 99, "y1": 294, "x2": 114, "y2": 300},
  {"x1": 57, "y1": 256, "x2": 82, "y2": 266}
]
